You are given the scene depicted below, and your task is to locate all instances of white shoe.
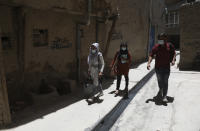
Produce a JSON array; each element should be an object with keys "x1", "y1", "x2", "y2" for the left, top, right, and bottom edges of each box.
[
  {"x1": 115, "y1": 90, "x2": 119, "y2": 95},
  {"x1": 98, "y1": 92, "x2": 104, "y2": 97},
  {"x1": 163, "y1": 96, "x2": 168, "y2": 102},
  {"x1": 88, "y1": 98, "x2": 94, "y2": 102}
]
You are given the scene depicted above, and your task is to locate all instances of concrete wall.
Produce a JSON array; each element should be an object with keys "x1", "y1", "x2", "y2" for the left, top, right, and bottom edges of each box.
[
  {"x1": 152, "y1": 0, "x2": 166, "y2": 35},
  {"x1": 24, "y1": 9, "x2": 76, "y2": 73},
  {"x1": 106, "y1": 0, "x2": 150, "y2": 63},
  {"x1": 106, "y1": 0, "x2": 165, "y2": 64},
  {"x1": 179, "y1": 2, "x2": 200, "y2": 70},
  {"x1": 0, "y1": 6, "x2": 18, "y2": 74},
  {"x1": 0, "y1": 1, "x2": 113, "y2": 106},
  {"x1": 0, "y1": 6, "x2": 12, "y2": 125}
]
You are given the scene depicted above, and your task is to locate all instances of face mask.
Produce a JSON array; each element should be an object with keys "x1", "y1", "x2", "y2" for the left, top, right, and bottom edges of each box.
[
  {"x1": 91, "y1": 49, "x2": 96, "y2": 54},
  {"x1": 122, "y1": 54, "x2": 128, "y2": 59},
  {"x1": 158, "y1": 40, "x2": 164, "y2": 45},
  {"x1": 121, "y1": 60, "x2": 127, "y2": 64},
  {"x1": 121, "y1": 47, "x2": 127, "y2": 51}
]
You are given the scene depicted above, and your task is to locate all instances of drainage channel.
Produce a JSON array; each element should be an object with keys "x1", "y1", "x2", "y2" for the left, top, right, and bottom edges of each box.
[{"x1": 92, "y1": 69, "x2": 155, "y2": 131}]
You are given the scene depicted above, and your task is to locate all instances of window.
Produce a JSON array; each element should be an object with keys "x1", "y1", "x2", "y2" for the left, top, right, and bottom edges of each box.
[
  {"x1": 32, "y1": 29, "x2": 48, "y2": 47},
  {"x1": 1, "y1": 36, "x2": 12, "y2": 50},
  {"x1": 165, "y1": 11, "x2": 179, "y2": 28}
]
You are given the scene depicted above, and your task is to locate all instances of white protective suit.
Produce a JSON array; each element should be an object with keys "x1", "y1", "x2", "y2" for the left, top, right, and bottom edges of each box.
[{"x1": 87, "y1": 43, "x2": 105, "y2": 92}]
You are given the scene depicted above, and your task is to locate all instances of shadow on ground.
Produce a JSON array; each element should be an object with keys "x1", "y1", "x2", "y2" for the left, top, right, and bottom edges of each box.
[
  {"x1": 108, "y1": 90, "x2": 125, "y2": 97},
  {"x1": 146, "y1": 96, "x2": 174, "y2": 106},
  {"x1": 86, "y1": 97, "x2": 104, "y2": 105}
]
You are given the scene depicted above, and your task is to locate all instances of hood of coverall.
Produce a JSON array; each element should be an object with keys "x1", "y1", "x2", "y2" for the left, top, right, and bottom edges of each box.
[{"x1": 90, "y1": 43, "x2": 100, "y2": 54}]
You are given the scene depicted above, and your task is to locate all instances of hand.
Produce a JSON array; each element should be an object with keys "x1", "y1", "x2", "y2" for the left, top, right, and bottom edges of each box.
[
  {"x1": 88, "y1": 71, "x2": 90, "y2": 75},
  {"x1": 99, "y1": 72, "x2": 103, "y2": 76},
  {"x1": 110, "y1": 64, "x2": 114, "y2": 70},
  {"x1": 147, "y1": 63, "x2": 151, "y2": 70},
  {"x1": 171, "y1": 60, "x2": 175, "y2": 66}
]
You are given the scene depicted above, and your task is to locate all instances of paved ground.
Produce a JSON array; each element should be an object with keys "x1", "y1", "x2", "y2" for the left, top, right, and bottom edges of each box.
[
  {"x1": 111, "y1": 54, "x2": 200, "y2": 131},
  {"x1": 1, "y1": 59, "x2": 154, "y2": 131},
  {"x1": 3, "y1": 53, "x2": 200, "y2": 131}
]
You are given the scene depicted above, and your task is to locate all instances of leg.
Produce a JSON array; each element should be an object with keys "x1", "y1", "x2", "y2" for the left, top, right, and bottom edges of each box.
[
  {"x1": 124, "y1": 75, "x2": 129, "y2": 98},
  {"x1": 88, "y1": 72, "x2": 99, "y2": 101},
  {"x1": 124, "y1": 75, "x2": 129, "y2": 90},
  {"x1": 163, "y1": 71, "x2": 170, "y2": 97},
  {"x1": 115, "y1": 75, "x2": 122, "y2": 94},
  {"x1": 155, "y1": 70, "x2": 164, "y2": 98},
  {"x1": 98, "y1": 76, "x2": 104, "y2": 96},
  {"x1": 116, "y1": 75, "x2": 122, "y2": 90},
  {"x1": 99, "y1": 77, "x2": 103, "y2": 92}
]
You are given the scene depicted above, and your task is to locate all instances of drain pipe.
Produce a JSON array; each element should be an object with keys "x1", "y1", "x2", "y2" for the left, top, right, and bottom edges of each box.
[
  {"x1": 104, "y1": 12, "x2": 119, "y2": 58},
  {"x1": 96, "y1": 20, "x2": 99, "y2": 42},
  {"x1": 76, "y1": 0, "x2": 92, "y2": 84},
  {"x1": 86, "y1": 0, "x2": 91, "y2": 26},
  {"x1": 76, "y1": 24, "x2": 81, "y2": 84},
  {"x1": 147, "y1": 0, "x2": 153, "y2": 59}
]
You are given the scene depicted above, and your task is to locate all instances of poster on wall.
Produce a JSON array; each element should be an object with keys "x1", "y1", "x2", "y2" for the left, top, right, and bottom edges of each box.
[{"x1": 33, "y1": 29, "x2": 48, "y2": 47}]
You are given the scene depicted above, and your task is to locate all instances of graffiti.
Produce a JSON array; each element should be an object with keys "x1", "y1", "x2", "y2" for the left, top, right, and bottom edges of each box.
[{"x1": 51, "y1": 37, "x2": 72, "y2": 49}]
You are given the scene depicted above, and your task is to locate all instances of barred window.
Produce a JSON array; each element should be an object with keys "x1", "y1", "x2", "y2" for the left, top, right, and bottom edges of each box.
[
  {"x1": 1, "y1": 36, "x2": 12, "y2": 50},
  {"x1": 32, "y1": 29, "x2": 48, "y2": 47},
  {"x1": 165, "y1": 11, "x2": 179, "y2": 28}
]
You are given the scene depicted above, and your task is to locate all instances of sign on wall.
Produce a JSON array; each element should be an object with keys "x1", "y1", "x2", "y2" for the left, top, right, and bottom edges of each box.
[{"x1": 32, "y1": 29, "x2": 48, "y2": 47}]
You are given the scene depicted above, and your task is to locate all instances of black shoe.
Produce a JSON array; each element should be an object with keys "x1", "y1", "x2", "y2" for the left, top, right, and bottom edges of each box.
[{"x1": 123, "y1": 90, "x2": 129, "y2": 99}]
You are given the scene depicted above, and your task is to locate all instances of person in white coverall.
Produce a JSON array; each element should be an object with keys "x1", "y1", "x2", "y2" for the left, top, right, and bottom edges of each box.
[{"x1": 87, "y1": 43, "x2": 105, "y2": 102}]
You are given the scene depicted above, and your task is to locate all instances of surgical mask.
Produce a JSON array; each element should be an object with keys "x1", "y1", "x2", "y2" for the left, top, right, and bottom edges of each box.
[
  {"x1": 158, "y1": 40, "x2": 164, "y2": 45},
  {"x1": 121, "y1": 47, "x2": 127, "y2": 51},
  {"x1": 122, "y1": 54, "x2": 128, "y2": 59},
  {"x1": 91, "y1": 49, "x2": 97, "y2": 54}
]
